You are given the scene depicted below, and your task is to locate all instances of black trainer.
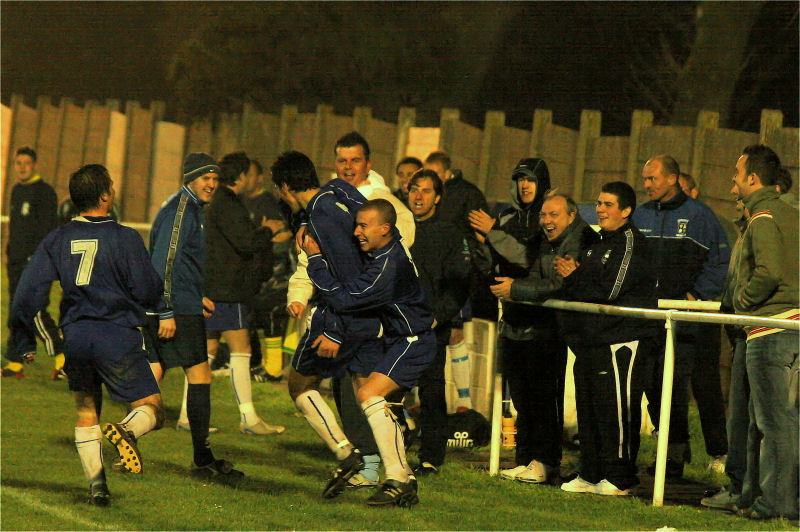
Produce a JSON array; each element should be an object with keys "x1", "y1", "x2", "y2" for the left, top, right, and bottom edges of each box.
[
  {"x1": 323, "y1": 449, "x2": 364, "y2": 498},
  {"x1": 102, "y1": 423, "x2": 142, "y2": 474},
  {"x1": 366, "y1": 478, "x2": 419, "y2": 508},
  {"x1": 191, "y1": 459, "x2": 245, "y2": 485},
  {"x1": 89, "y1": 481, "x2": 110, "y2": 507},
  {"x1": 412, "y1": 462, "x2": 439, "y2": 476}
]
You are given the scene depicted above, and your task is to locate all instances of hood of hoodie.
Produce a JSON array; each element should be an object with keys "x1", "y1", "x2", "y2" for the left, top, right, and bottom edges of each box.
[{"x1": 508, "y1": 158, "x2": 551, "y2": 212}]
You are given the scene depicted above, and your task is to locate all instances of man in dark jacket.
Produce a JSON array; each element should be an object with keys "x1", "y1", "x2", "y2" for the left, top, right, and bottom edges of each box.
[
  {"x1": 492, "y1": 193, "x2": 600, "y2": 484},
  {"x1": 634, "y1": 154, "x2": 730, "y2": 478},
  {"x1": 3, "y1": 146, "x2": 63, "y2": 379},
  {"x1": 406, "y1": 169, "x2": 471, "y2": 475},
  {"x1": 425, "y1": 150, "x2": 491, "y2": 410},
  {"x1": 555, "y1": 181, "x2": 658, "y2": 496},
  {"x1": 201, "y1": 151, "x2": 285, "y2": 436}
]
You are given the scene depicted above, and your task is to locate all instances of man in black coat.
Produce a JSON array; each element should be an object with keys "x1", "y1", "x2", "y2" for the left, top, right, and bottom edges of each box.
[{"x1": 406, "y1": 169, "x2": 471, "y2": 475}]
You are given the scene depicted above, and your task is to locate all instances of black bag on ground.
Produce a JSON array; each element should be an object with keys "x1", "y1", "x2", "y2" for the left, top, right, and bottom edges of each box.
[{"x1": 445, "y1": 409, "x2": 490, "y2": 448}]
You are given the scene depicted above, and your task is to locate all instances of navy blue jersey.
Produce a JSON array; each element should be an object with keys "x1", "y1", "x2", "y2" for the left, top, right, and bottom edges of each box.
[
  {"x1": 10, "y1": 216, "x2": 163, "y2": 355},
  {"x1": 307, "y1": 235, "x2": 434, "y2": 337}
]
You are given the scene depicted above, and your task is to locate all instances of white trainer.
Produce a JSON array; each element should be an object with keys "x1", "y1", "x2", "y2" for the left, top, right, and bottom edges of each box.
[
  {"x1": 561, "y1": 476, "x2": 597, "y2": 493},
  {"x1": 500, "y1": 465, "x2": 528, "y2": 480},
  {"x1": 515, "y1": 460, "x2": 552, "y2": 484},
  {"x1": 240, "y1": 419, "x2": 285, "y2": 435},
  {"x1": 593, "y1": 479, "x2": 630, "y2": 496}
]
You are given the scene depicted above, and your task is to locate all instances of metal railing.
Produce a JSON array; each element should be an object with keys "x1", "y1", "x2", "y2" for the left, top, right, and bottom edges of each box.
[{"x1": 487, "y1": 297, "x2": 799, "y2": 507}]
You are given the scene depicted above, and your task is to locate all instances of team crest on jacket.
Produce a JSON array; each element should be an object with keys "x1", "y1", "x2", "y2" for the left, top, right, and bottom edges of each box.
[
  {"x1": 601, "y1": 249, "x2": 611, "y2": 264},
  {"x1": 335, "y1": 202, "x2": 350, "y2": 213},
  {"x1": 676, "y1": 219, "x2": 689, "y2": 236},
  {"x1": 21, "y1": 202, "x2": 30, "y2": 216}
]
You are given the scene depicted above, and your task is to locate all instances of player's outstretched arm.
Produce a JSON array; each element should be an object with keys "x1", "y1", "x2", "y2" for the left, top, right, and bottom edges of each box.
[{"x1": 305, "y1": 252, "x2": 394, "y2": 313}]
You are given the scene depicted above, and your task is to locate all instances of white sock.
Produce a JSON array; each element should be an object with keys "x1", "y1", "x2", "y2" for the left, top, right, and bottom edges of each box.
[
  {"x1": 178, "y1": 377, "x2": 189, "y2": 425},
  {"x1": 449, "y1": 340, "x2": 473, "y2": 410},
  {"x1": 121, "y1": 405, "x2": 157, "y2": 439},
  {"x1": 362, "y1": 396, "x2": 409, "y2": 482},
  {"x1": 230, "y1": 352, "x2": 259, "y2": 424},
  {"x1": 75, "y1": 425, "x2": 104, "y2": 484},
  {"x1": 295, "y1": 390, "x2": 352, "y2": 460}
]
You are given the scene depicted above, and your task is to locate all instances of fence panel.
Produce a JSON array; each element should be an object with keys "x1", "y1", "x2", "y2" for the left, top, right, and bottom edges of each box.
[
  {"x1": 53, "y1": 102, "x2": 88, "y2": 202},
  {"x1": 583, "y1": 136, "x2": 629, "y2": 202},
  {"x1": 121, "y1": 104, "x2": 154, "y2": 223},
  {"x1": 484, "y1": 125, "x2": 530, "y2": 204},
  {"x1": 537, "y1": 123, "x2": 577, "y2": 196},
  {"x1": 35, "y1": 102, "x2": 62, "y2": 197},
  {"x1": 148, "y1": 121, "x2": 186, "y2": 221}
]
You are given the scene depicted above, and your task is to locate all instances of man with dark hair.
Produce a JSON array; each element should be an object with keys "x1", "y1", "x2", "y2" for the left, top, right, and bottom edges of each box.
[
  {"x1": 393, "y1": 156, "x2": 423, "y2": 203},
  {"x1": 3, "y1": 146, "x2": 63, "y2": 379},
  {"x1": 491, "y1": 189, "x2": 600, "y2": 485},
  {"x1": 10, "y1": 164, "x2": 165, "y2": 506},
  {"x1": 406, "y1": 169, "x2": 470, "y2": 475},
  {"x1": 272, "y1": 150, "x2": 387, "y2": 494},
  {"x1": 424, "y1": 150, "x2": 490, "y2": 410},
  {"x1": 144, "y1": 152, "x2": 244, "y2": 483},
  {"x1": 173, "y1": 151, "x2": 285, "y2": 435},
  {"x1": 635, "y1": 153, "x2": 730, "y2": 479},
  {"x1": 301, "y1": 198, "x2": 435, "y2": 506},
  {"x1": 239, "y1": 157, "x2": 293, "y2": 382},
  {"x1": 286, "y1": 133, "x2": 415, "y2": 488},
  {"x1": 729, "y1": 144, "x2": 798, "y2": 521},
  {"x1": 774, "y1": 166, "x2": 796, "y2": 206},
  {"x1": 554, "y1": 181, "x2": 658, "y2": 496}
]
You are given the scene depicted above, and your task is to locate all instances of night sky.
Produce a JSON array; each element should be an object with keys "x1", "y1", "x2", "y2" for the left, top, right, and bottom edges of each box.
[{"x1": 2, "y1": 2, "x2": 797, "y2": 134}]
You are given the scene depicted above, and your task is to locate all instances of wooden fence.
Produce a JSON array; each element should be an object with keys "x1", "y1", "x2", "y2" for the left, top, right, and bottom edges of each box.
[{"x1": 2, "y1": 94, "x2": 798, "y2": 224}]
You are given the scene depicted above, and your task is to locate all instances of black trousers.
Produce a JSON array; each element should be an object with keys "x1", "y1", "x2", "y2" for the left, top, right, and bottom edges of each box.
[
  {"x1": 690, "y1": 324, "x2": 728, "y2": 457},
  {"x1": 417, "y1": 326, "x2": 451, "y2": 466},
  {"x1": 500, "y1": 335, "x2": 567, "y2": 468},
  {"x1": 571, "y1": 339, "x2": 650, "y2": 489},
  {"x1": 6, "y1": 263, "x2": 62, "y2": 362}
]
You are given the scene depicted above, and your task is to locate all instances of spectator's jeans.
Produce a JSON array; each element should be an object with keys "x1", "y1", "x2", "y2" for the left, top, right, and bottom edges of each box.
[
  {"x1": 744, "y1": 331, "x2": 799, "y2": 519},
  {"x1": 725, "y1": 337, "x2": 749, "y2": 498}
]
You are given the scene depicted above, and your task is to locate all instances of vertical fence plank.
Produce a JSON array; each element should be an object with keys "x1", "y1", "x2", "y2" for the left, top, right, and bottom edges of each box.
[
  {"x1": 573, "y1": 110, "x2": 602, "y2": 202},
  {"x1": 438, "y1": 108, "x2": 460, "y2": 154},
  {"x1": 278, "y1": 104, "x2": 298, "y2": 153},
  {"x1": 478, "y1": 111, "x2": 505, "y2": 193},
  {"x1": 529, "y1": 109, "x2": 552, "y2": 158},
  {"x1": 690, "y1": 111, "x2": 719, "y2": 189},
  {"x1": 760, "y1": 109, "x2": 783, "y2": 147},
  {"x1": 626, "y1": 110, "x2": 654, "y2": 186}
]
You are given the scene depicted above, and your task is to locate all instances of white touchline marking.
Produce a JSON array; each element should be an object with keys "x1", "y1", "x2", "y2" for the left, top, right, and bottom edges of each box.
[{"x1": 3, "y1": 486, "x2": 125, "y2": 529}]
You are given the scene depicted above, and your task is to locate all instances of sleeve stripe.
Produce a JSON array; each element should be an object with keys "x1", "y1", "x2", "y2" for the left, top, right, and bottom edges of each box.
[
  {"x1": 609, "y1": 229, "x2": 634, "y2": 300},
  {"x1": 347, "y1": 257, "x2": 390, "y2": 295}
]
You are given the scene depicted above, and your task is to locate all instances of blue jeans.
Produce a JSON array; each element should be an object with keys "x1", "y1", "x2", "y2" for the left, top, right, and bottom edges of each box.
[
  {"x1": 744, "y1": 331, "x2": 799, "y2": 519},
  {"x1": 725, "y1": 338, "x2": 749, "y2": 498}
]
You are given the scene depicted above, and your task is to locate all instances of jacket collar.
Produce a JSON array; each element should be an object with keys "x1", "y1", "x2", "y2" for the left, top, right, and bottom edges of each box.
[
  {"x1": 742, "y1": 186, "x2": 779, "y2": 213},
  {"x1": 653, "y1": 188, "x2": 689, "y2": 211},
  {"x1": 180, "y1": 184, "x2": 204, "y2": 205},
  {"x1": 600, "y1": 220, "x2": 634, "y2": 239}
]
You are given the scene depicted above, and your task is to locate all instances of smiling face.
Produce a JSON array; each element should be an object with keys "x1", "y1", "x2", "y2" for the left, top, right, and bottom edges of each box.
[
  {"x1": 596, "y1": 192, "x2": 631, "y2": 232},
  {"x1": 187, "y1": 172, "x2": 219, "y2": 203},
  {"x1": 335, "y1": 145, "x2": 371, "y2": 189},
  {"x1": 516, "y1": 175, "x2": 537, "y2": 205},
  {"x1": 354, "y1": 207, "x2": 391, "y2": 252},
  {"x1": 396, "y1": 162, "x2": 421, "y2": 193},
  {"x1": 539, "y1": 196, "x2": 575, "y2": 242},
  {"x1": 408, "y1": 176, "x2": 440, "y2": 221}
]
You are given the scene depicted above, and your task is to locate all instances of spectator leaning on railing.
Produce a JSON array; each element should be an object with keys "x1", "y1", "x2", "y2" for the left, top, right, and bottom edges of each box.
[
  {"x1": 490, "y1": 191, "x2": 600, "y2": 485},
  {"x1": 728, "y1": 144, "x2": 798, "y2": 521},
  {"x1": 553, "y1": 181, "x2": 658, "y2": 497}
]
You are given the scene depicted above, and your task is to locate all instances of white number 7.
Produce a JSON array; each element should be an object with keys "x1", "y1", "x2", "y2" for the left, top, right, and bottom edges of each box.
[{"x1": 71, "y1": 240, "x2": 98, "y2": 286}]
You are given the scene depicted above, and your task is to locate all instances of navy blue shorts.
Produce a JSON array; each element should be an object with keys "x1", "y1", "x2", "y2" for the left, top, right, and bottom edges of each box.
[
  {"x1": 62, "y1": 320, "x2": 160, "y2": 403},
  {"x1": 373, "y1": 329, "x2": 436, "y2": 389},
  {"x1": 205, "y1": 302, "x2": 248, "y2": 332},
  {"x1": 143, "y1": 314, "x2": 208, "y2": 370},
  {"x1": 292, "y1": 307, "x2": 382, "y2": 378}
]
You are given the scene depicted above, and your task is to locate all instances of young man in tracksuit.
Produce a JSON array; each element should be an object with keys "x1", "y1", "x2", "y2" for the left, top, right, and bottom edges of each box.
[
  {"x1": 144, "y1": 152, "x2": 243, "y2": 482},
  {"x1": 3, "y1": 146, "x2": 63, "y2": 378},
  {"x1": 302, "y1": 199, "x2": 436, "y2": 507},
  {"x1": 729, "y1": 145, "x2": 798, "y2": 521},
  {"x1": 493, "y1": 193, "x2": 601, "y2": 484},
  {"x1": 407, "y1": 170, "x2": 471, "y2": 475},
  {"x1": 555, "y1": 181, "x2": 658, "y2": 496},
  {"x1": 634, "y1": 154, "x2": 730, "y2": 478}
]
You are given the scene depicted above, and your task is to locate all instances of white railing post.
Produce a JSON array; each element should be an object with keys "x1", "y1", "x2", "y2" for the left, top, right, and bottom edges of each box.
[
  {"x1": 489, "y1": 300, "x2": 503, "y2": 476},
  {"x1": 653, "y1": 310, "x2": 676, "y2": 507}
]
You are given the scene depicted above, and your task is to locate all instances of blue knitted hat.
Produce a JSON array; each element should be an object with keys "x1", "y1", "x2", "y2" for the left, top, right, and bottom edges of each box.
[{"x1": 183, "y1": 152, "x2": 220, "y2": 184}]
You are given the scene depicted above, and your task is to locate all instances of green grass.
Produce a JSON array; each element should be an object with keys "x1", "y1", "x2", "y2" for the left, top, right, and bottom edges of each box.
[{"x1": 1, "y1": 280, "x2": 796, "y2": 530}]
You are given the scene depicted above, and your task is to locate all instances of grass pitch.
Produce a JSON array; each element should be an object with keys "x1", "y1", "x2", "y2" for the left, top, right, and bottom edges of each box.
[{"x1": 1, "y1": 284, "x2": 795, "y2": 530}]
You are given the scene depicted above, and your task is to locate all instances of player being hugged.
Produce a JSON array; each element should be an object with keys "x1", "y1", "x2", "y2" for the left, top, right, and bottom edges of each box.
[
  {"x1": 9, "y1": 164, "x2": 166, "y2": 507},
  {"x1": 302, "y1": 199, "x2": 436, "y2": 507}
]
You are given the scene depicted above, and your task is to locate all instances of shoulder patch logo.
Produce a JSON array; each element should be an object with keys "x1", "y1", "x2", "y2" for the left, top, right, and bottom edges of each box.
[
  {"x1": 335, "y1": 202, "x2": 350, "y2": 214},
  {"x1": 21, "y1": 201, "x2": 30, "y2": 216},
  {"x1": 601, "y1": 249, "x2": 611, "y2": 264},
  {"x1": 676, "y1": 218, "x2": 689, "y2": 237}
]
